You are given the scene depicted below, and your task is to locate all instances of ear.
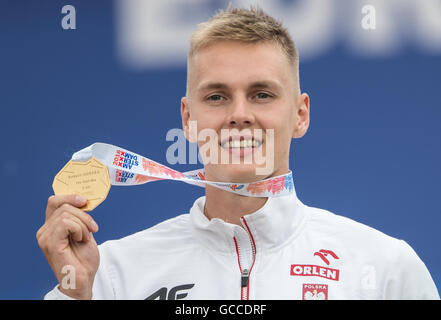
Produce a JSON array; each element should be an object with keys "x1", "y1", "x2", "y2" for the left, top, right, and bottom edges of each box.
[
  {"x1": 181, "y1": 97, "x2": 196, "y2": 142},
  {"x1": 292, "y1": 93, "x2": 310, "y2": 139}
]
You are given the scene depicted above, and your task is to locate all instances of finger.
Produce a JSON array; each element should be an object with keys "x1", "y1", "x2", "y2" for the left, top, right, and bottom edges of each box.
[
  {"x1": 52, "y1": 216, "x2": 84, "y2": 243},
  {"x1": 58, "y1": 213, "x2": 91, "y2": 243},
  {"x1": 46, "y1": 194, "x2": 87, "y2": 220},
  {"x1": 39, "y1": 213, "x2": 91, "y2": 252},
  {"x1": 50, "y1": 203, "x2": 99, "y2": 233},
  {"x1": 36, "y1": 223, "x2": 49, "y2": 242}
]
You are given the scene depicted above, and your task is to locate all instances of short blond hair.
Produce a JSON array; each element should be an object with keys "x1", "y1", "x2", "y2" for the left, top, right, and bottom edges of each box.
[{"x1": 186, "y1": 5, "x2": 299, "y2": 95}]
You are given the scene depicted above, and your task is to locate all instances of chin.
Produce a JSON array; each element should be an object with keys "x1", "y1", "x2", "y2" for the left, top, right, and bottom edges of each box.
[{"x1": 205, "y1": 163, "x2": 272, "y2": 183}]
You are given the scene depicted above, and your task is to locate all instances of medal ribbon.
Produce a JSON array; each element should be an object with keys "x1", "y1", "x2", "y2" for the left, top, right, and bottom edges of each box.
[{"x1": 72, "y1": 142, "x2": 294, "y2": 197}]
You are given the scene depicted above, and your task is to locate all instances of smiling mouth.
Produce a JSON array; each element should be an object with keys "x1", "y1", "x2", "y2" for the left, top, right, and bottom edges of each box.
[{"x1": 220, "y1": 136, "x2": 263, "y2": 149}]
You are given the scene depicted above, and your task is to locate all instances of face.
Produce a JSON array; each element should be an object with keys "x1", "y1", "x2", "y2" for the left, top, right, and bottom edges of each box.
[{"x1": 181, "y1": 41, "x2": 309, "y2": 183}]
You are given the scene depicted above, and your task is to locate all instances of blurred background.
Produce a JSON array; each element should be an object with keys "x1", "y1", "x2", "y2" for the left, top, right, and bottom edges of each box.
[{"x1": 0, "y1": 0, "x2": 440, "y2": 299}]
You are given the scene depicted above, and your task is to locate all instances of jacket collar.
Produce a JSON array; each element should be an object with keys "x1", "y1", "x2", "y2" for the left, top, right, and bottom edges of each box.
[{"x1": 190, "y1": 183, "x2": 307, "y2": 253}]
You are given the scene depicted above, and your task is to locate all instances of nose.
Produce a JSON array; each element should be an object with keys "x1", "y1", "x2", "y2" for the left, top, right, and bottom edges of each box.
[{"x1": 226, "y1": 96, "x2": 255, "y2": 128}]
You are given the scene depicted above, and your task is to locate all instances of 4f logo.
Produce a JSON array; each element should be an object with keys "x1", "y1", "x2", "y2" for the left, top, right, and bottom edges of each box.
[
  {"x1": 145, "y1": 284, "x2": 195, "y2": 300},
  {"x1": 314, "y1": 249, "x2": 339, "y2": 266}
]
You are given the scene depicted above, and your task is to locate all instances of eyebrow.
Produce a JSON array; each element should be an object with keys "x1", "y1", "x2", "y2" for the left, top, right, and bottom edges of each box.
[{"x1": 197, "y1": 80, "x2": 282, "y2": 92}]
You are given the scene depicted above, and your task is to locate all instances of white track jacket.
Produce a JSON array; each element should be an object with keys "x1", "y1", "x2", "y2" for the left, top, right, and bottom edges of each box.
[{"x1": 45, "y1": 186, "x2": 439, "y2": 300}]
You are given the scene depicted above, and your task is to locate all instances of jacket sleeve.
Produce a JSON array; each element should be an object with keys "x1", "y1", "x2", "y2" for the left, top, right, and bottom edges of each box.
[
  {"x1": 383, "y1": 240, "x2": 439, "y2": 299},
  {"x1": 44, "y1": 246, "x2": 116, "y2": 300}
]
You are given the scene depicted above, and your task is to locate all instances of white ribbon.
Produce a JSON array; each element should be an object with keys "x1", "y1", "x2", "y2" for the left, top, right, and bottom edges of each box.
[{"x1": 72, "y1": 142, "x2": 294, "y2": 197}]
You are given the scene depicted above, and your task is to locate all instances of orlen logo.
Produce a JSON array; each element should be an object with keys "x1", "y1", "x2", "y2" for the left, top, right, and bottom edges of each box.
[
  {"x1": 290, "y1": 264, "x2": 340, "y2": 281},
  {"x1": 113, "y1": 149, "x2": 139, "y2": 170},
  {"x1": 314, "y1": 249, "x2": 339, "y2": 266}
]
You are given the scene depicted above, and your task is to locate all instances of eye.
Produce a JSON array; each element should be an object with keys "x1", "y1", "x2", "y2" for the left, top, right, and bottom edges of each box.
[
  {"x1": 255, "y1": 92, "x2": 272, "y2": 100},
  {"x1": 207, "y1": 94, "x2": 224, "y2": 101}
]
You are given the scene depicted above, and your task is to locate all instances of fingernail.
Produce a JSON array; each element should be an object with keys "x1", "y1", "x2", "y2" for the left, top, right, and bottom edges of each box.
[{"x1": 75, "y1": 195, "x2": 87, "y2": 204}]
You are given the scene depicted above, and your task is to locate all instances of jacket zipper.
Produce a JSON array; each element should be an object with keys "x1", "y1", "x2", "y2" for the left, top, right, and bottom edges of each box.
[{"x1": 233, "y1": 216, "x2": 256, "y2": 300}]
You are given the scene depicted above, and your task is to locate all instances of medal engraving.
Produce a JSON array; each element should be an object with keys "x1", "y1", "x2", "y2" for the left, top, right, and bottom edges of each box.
[{"x1": 52, "y1": 157, "x2": 111, "y2": 211}]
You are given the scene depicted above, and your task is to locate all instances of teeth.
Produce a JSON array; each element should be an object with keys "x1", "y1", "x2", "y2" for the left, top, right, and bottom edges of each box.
[{"x1": 222, "y1": 139, "x2": 262, "y2": 148}]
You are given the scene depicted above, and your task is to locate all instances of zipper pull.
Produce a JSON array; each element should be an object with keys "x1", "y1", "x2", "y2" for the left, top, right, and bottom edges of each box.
[{"x1": 241, "y1": 269, "x2": 249, "y2": 287}]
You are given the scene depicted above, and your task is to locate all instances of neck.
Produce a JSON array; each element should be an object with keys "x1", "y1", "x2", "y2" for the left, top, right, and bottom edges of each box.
[
  {"x1": 204, "y1": 184, "x2": 268, "y2": 226},
  {"x1": 203, "y1": 163, "x2": 291, "y2": 226}
]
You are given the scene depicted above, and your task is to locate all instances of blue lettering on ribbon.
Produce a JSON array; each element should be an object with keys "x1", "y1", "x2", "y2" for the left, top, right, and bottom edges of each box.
[{"x1": 284, "y1": 175, "x2": 294, "y2": 192}]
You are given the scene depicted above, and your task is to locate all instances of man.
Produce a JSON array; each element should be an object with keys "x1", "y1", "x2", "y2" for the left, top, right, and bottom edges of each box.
[{"x1": 38, "y1": 6, "x2": 439, "y2": 300}]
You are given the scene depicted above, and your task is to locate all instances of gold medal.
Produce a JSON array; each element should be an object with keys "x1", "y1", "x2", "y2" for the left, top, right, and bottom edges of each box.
[{"x1": 52, "y1": 157, "x2": 111, "y2": 212}]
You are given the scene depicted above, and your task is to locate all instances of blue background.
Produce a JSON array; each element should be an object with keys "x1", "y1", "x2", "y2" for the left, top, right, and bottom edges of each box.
[{"x1": 0, "y1": 1, "x2": 440, "y2": 299}]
